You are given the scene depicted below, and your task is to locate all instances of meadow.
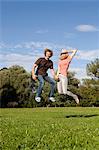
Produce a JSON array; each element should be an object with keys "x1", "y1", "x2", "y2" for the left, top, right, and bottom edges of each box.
[{"x1": 0, "y1": 107, "x2": 99, "y2": 150}]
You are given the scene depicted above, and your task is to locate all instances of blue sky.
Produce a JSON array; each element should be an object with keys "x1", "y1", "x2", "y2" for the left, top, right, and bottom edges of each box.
[{"x1": 0, "y1": 0, "x2": 99, "y2": 80}]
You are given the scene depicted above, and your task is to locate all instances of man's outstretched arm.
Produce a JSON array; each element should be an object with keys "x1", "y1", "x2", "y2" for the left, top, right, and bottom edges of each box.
[{"x1": 32, "y1": 64, "x2": 38, "y2": 80}]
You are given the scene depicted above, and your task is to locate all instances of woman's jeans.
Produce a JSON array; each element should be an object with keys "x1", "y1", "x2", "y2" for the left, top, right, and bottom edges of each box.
[
  {"x1": 57, "y1": 74, "x2": 77, "y2": 98},
  {"x1": 36, "y1": 75, "x2": 56, "y2": 98}
]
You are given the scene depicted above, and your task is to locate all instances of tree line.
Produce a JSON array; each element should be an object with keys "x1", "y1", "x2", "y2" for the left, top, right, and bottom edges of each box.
[{"x1": 0, "y1": 58, "x2": 99, "y2": 108}]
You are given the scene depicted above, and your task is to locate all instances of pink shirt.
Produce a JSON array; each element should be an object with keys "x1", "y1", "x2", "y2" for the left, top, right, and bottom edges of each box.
[{"x1": 58, "y1": 56, "x2": 71, "y2": 76}]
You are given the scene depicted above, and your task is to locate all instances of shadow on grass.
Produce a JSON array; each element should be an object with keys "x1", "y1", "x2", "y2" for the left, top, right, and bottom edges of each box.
[{"x1": 65, "y1": 114, "x2": 99, "y2": 118}]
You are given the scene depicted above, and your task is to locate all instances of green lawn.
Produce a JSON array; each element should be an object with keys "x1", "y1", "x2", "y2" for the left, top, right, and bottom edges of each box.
[{"x1": 0, "y1": 107, "x2": 99, "y2": 150}]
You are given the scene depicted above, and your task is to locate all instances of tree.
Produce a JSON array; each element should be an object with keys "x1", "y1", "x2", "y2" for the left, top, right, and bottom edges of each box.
[
  {"x1": 86, "y1": 58, "x2": 99, "y2": 79},
  {"x1": 79, "y1": 58, "x2": 99, "y2": 106},
  {"x1": 0, "y1": 65, "x2": 34, "y2": 107}
]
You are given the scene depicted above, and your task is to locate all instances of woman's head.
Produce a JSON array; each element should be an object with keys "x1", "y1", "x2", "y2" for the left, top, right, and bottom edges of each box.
[{"x1": 60, "y1": 49, "x2": 69, "y2": 60}]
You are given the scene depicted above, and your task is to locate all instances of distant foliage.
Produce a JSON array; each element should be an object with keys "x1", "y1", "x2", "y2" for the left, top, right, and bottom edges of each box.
[
  {"x1": 0, "y1": 58, "x2": 99, "y2": 107},
  {"x1": 86, "y1": 58, "x2": 99, "y2": 79},
  {"x1": 79, "y1": 58, "x2": 99, "y2": 106},
  {"x1": 0, "y1": 65, "x2": 35, "y2": 108}
]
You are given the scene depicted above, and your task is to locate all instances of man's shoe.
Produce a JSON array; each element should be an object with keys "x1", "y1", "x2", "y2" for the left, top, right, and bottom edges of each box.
[
  {"x1": 35, "y1": 97, "x2": 41, "y2": 102},
  {"x1": 49, "y1": 97, "x2": 56, "y2": 102},
  {"x1": 73, "y1": 95, "x2": 79, "y2": 104}
]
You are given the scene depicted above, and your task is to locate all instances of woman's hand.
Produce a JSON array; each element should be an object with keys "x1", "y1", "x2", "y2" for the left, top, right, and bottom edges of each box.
[{"x1": 54, "y1": 75, "x2": 60, "y2": 82}]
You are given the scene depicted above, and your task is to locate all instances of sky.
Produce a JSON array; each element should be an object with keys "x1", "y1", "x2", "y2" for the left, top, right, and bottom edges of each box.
[{"x1": 0, "y1": 0, "x2": 99, "y2": 80}]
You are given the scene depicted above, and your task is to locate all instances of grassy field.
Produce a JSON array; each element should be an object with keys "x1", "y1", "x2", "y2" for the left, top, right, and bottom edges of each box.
[{"x1": 0, "y1": 107, "x2": 99, "y2": 150}]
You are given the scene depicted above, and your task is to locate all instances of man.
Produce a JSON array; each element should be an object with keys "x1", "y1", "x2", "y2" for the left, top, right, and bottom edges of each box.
[{"x1": 32, "y1": 48, "x2": 58, "y2": 103}]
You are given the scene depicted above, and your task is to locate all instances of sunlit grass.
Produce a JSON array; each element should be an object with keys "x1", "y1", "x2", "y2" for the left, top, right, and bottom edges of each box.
[{"x1": 1, "y1": 107, "x2": 99, "y2": 150}]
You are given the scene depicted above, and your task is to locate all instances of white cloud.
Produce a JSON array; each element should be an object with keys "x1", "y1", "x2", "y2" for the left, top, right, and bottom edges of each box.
[
  {"x1": 14, "y1": 44, "x2": 23, "y2": 49},
  {"x1": 0, "y1": 54, "x2": 88, "y2": 80},
  {"x1": 0, "y1": 53, "x2": 39, "y2": 71},
  {"x1": 77, "y1": 49, "x2": 99, "y2": 60},
  {"x1": 69, "y1": 67, "x2": 88, "y2": 80},
  {"x1": 22, "y1": 41, "x2": 66, "y2": 50},
  {"x1": 0, "y1": 41, "x2": 98, "y2": 61},
  {"x1": 0, "y1": 41, "x2": 99, "y2": 80},
  {"x1": 0, "y1": 42, "x2": 7, "y2": 49},
  {"x1": 35, "y1": 29, "x2": 48, "y2": 34},
  {"x1": 64, "y1": 33, "x2": 75, "y2": 38},
  {"x1": 75, "y1": 24, "x2": 99, "y2": 32},
  {"x1": 0, "y1": 41, "x2": 74, "y2": 54}
]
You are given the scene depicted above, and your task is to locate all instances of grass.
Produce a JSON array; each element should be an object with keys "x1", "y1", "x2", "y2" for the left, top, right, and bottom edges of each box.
[{"x1": 0, "y1": 107, "x2": 99, "y2": 150}]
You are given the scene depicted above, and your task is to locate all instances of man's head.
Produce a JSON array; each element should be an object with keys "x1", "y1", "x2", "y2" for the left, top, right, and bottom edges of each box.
[{"x1": 44, "y1": 48, "x2": 53, "y2": 59}]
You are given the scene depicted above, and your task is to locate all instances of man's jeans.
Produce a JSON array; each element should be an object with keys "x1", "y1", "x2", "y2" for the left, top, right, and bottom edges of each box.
[{"x1": 36, "y1": 75, "x2": 56, "y2": 97}]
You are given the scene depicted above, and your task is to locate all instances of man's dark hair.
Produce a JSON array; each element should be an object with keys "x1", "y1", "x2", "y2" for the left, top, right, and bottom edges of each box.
[{"x1": 44, "y1": 48, "x2": 53, "y2": 57}]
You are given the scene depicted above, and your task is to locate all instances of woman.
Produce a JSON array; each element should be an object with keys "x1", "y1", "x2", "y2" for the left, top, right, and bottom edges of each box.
[{"x1": 57, "y1": 49, "x2": 79, "y2": 104}]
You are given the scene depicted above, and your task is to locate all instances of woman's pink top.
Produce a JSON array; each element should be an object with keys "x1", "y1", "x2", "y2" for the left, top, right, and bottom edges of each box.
[{"x1": 58, "y1": 56, "x2": 71, "y2": 76}]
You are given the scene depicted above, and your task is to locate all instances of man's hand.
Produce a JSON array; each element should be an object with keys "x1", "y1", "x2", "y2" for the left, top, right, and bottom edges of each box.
[
  {"x1": 32, "y1": 64, "x2": 38, "y2": 81},
  {"x1": 32, "y1": 74, "x2": 38, "y2": 81},
  {"x1": 54, "y1": 75, "x2": 60, "y2": 82}
]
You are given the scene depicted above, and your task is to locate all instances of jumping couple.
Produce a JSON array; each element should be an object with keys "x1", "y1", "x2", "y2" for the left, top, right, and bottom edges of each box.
[{"x1": 32, "y1": 48, "x2": 79, "y2": 104}]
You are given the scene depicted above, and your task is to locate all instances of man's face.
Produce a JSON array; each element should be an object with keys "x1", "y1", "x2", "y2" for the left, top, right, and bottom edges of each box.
[{"x1": 45, "y1": 51, "x2": 52, "y2": 59}]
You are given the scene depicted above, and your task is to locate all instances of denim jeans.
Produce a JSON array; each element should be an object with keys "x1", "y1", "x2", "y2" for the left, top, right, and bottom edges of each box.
[{"x1": 36, "y1": 75, "x2": 56, "y2": 97}]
